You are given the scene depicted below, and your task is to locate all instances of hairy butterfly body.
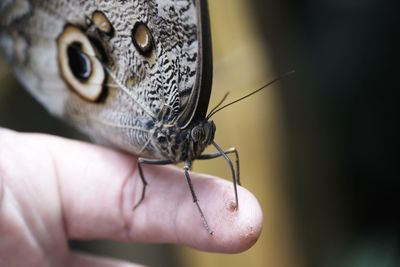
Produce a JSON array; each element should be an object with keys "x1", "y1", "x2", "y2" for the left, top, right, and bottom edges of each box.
[{"x1": 0, "y1": 0, "x2": 240, "y2": 233}]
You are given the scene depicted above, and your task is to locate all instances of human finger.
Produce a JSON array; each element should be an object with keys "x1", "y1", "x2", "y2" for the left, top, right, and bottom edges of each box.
[
  {"x1": 69, "y1": 251, "x2": 144, "y2": 267},
  {"x1": 2, "y1": 129, "x2": 263, "y2": 253}
]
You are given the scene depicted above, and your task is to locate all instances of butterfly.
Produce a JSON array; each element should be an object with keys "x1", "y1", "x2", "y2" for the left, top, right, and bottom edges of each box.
[
  {"x1": 0, "y1": 0, "x2": 293, "y2": 234},
  {"x1": 0, "y1": 0, "x2": 240, "y2": 234}
]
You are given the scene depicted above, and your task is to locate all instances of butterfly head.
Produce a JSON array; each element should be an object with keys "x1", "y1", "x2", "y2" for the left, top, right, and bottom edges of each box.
[
  {"x1": 190, "y1": 120, "x2": 216, "y2": 146},
  {"x1": 152, "y1": 119, "x2": 215, "y2": 162}
]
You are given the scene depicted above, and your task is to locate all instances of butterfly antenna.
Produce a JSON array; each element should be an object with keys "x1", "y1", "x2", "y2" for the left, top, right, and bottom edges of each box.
[
  {"x1": 206, "y1": 92, "x2": 230, "y2": 119},
  {"x1": 206, "y1": 70, "x2": 295, "y2": 120}
]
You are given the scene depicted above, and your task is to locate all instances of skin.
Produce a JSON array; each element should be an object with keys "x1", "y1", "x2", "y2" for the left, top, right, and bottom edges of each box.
[{"x1": 0, "y1": 127, "x2": 263, "y2": 267}]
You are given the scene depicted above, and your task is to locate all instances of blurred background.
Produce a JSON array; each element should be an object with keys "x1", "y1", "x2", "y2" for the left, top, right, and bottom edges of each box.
[{"x1": 1, "y1": 0, "x2": 399, "y2": 266}]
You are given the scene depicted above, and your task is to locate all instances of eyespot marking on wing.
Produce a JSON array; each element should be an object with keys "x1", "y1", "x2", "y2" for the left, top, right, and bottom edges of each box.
[
  {"x1": 57, "y1": 25, "x2": 106, "y2": 102},
  {"x1": 92, "y1": 10, "x2": 114, "y2": 37}
]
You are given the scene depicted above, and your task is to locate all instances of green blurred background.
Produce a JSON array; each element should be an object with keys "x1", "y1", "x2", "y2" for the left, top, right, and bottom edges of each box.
[{"x1": 1, "y1": 0, "x2": 399, "y2": 266}]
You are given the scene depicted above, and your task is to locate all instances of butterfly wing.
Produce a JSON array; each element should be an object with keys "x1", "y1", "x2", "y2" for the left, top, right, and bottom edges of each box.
[
  {"x1": 176, "y1": 0, "x2": 213, "y2": 128},
  {"x1": 0, "y1": 0, "x2": 212, "y2": 159}
]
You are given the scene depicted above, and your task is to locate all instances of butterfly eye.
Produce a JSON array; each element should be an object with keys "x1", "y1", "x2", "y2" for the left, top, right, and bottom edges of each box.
[
  {"x1": 191, "y1": 127, "x2": 205, "y2": 142},
  {"x1": 58, "y1": 25, "x2": 106, "y2": 102},
  {"x1": 132, "y1": 23, "x2": 154, "y2": 57}
]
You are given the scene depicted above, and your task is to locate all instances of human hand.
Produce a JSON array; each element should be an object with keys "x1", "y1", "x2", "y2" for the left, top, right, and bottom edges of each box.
[{"x1": 0, "y1": 128, "x2": 263, "y2": 266}]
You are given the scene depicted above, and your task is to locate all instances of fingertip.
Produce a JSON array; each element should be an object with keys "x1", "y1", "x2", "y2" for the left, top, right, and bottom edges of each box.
[
  {"x1": 124, "y1": 168, "x2": 263, "y2": 253},
  {"x1": 176, "y1": 179, "x2": 263, "y2": 253},
  {"x1": 221, "y1": 185, "x2": 263, "y2": 253}
]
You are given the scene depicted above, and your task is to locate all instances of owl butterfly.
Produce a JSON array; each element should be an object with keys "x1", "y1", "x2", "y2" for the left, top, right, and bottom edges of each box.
[
  {"x1": 0, "y1": 0, "x2": 292, "y2": 234},
  {"x1": 0, "y1": 0, "x2": 239, "y2": 234}
]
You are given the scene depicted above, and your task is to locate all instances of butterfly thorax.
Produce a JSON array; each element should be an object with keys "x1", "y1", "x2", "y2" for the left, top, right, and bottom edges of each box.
[{"x1": 152, "y1": 120, "x2": 216, "y2": 163}]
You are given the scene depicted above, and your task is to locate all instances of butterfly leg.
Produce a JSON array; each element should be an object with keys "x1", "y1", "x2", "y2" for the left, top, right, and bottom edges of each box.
[
  {"x1": 196, "y1": 147, "x2": 240, "y2": 185},
  {"x1": 183, "y1": 161, "x2": 213, "y2": 234},
  {"x1": 133, "y1": 158, "x2": 173, "y2": 210},
  {"x1": 196, "y1": 142, "x2": 240, "y2": 209}
]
